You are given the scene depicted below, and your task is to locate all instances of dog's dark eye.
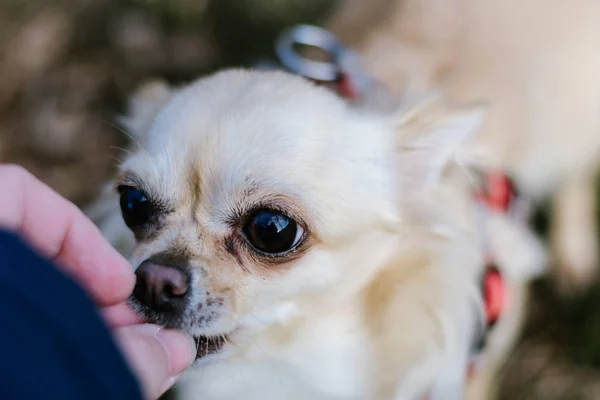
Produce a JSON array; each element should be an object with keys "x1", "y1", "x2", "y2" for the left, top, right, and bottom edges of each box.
[
  {"x1": 243, "y1": 210, "x2": 304, "y2": 254},
  {"x1": 119, "y1": 186, "x2": 154, "y2": 228}
]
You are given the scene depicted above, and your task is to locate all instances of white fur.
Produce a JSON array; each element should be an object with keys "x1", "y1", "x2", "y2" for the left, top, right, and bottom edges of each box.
[{"x1": 85, "y1": 69, "x2": 545, "y2": 399}]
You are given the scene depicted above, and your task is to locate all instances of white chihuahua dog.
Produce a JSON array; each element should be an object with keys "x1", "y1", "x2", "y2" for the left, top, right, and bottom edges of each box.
[{"x1": 87, "y1": 69, "x2": 545, "y2": 399}]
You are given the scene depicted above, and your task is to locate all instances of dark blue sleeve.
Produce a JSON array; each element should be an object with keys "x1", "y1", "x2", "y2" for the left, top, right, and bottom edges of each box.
[{"x1": 0, "y1": 229, "x2": 142, "y2": 400}]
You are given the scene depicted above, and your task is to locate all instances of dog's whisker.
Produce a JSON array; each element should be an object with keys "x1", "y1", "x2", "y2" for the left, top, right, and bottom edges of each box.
[
  {"x1": 102, "y1": 119, "x2": 150, "y2": 155},
  {"x1": 109, "y1": 145, "x2": 135, "y2": 158}
]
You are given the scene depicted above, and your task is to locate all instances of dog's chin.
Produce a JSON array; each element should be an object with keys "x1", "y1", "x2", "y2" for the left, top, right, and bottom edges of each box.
[{"x1": 193, "y1": 334, "x2": 228, "y2": 360}]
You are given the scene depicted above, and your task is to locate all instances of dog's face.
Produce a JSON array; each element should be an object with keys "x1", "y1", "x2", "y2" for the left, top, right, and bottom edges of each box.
[{"x1": 118, "y1": 69, "x2": 481, "y2": 361}]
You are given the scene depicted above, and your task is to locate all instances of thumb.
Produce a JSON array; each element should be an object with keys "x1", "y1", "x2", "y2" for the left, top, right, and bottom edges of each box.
[{"x1": 113, "y1": 324, "x2": 197, "y2": 400}]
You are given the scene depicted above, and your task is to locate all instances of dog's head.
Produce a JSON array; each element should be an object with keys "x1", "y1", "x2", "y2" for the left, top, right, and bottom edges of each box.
[{"x1": 117, "y1": 69, "x2": 483, "y2": 361}]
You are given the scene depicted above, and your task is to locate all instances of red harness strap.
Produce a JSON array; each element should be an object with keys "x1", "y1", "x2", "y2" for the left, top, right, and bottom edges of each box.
[
  {"x1": 475, "y1": 170, "x2": 513, "y2": 326},
  {"x1": 336, "y1": 73, "x2": 359, "y2": 100},
  {"x1": 312, "y1": 72, "x2": 360, "y2": 100},
  {"x1": 475, "y1": 171, "x2": 514, "y2": 213},
  {"x1": 465, "y1": 171, "x2": 513, "y2": 381},
  {"x1": 483, "y1": 267, "x2": 504, "y2": 326}
]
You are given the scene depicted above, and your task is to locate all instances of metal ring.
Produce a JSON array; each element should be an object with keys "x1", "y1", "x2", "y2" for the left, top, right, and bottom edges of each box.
[{"x1": 275, "y1": 24, "x2": 345, "y2": 81}]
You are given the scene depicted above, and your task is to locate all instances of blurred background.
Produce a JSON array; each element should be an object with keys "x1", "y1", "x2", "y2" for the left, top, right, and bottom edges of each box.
[{"x1": 1, "y1": 1, "x2": 600, "y2": 399}]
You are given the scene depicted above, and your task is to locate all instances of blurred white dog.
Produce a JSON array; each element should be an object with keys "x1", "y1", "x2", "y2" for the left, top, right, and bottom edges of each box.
[{"x1": 328, "y1": 0, "x2": 600, "y2": 294}]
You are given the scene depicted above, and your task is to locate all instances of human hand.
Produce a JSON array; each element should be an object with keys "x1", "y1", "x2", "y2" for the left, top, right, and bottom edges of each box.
[{"x1": 0, "y1": 164, "x2": 196, "y2": 399}]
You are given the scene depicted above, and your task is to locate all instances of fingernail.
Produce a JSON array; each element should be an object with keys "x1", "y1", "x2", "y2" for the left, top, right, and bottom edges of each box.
[
  {"x1": 155, "y1": 329, "x2": 197, "y2": 376},
  {"x1": 159, "y1": 375, "x2": 181, "y2": 395}
]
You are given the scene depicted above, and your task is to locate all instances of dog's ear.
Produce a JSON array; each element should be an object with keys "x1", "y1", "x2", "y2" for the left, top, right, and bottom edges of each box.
[
  {"x1": 395, "y1": 94, "x2": 485, "y2": 187},
  {"x1": 118, "y1": 80, "x2": 175, "y2": 140}
]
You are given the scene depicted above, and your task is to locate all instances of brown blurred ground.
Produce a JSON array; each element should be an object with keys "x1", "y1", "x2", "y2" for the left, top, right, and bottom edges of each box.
[
  {"x1": 0, "y1": 0, "x2": 334, "y2": 205},
  {"x1": 1, "y1": 1, "x2": 599, "y2": 399}
]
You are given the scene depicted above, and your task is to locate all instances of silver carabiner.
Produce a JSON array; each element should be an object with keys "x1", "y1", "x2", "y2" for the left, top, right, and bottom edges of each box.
[
  {"x1": 275, "y1": 24, "x2": 345, "y2": 82},
  {"x1": 274, "y1": 24, "x2": 391, "y2": 107}
]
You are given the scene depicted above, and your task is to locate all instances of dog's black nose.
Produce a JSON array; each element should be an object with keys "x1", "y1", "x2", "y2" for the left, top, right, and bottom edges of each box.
[{"x1": 133, "y1": 261, "x2": 189, "y2": 314}]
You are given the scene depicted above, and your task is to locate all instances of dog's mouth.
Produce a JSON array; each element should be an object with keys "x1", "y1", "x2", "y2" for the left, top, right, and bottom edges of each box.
[
  {"x1": 127, "y1": 296, "x2": 231, "y2": 360},
  {"x1": 194, "y1": 335, "x2": 228, "y2": 359}
]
